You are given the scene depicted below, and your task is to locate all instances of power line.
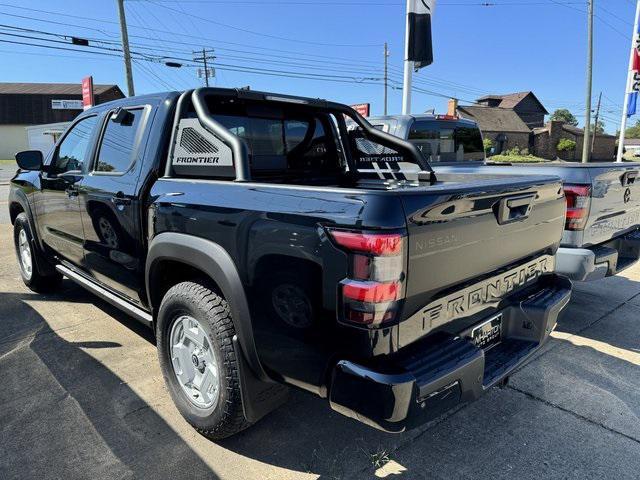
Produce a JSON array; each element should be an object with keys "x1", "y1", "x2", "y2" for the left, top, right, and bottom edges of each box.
[{"x1": 143, "y1": 0, "x2": 382, "y2": 47}]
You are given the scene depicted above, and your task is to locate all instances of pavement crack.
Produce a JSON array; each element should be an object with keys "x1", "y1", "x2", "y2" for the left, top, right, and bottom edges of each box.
[
  {"x1": 350, "y1": 403, "x2": 471, "y2": 477},
  {"x1": 122, "y1": 404, "x2": 153, "y2": 419},
  {"x1": 507, "y1": 385, "x2": 640, "y2": 446}
]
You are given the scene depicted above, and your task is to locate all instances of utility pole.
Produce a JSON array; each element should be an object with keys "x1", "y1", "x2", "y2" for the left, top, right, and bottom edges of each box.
[
  {"x1": 384, "y1": 42, "x2": 389, "y2": 115},
  {"x1": 193, "y1": 48, "x2": 216, "y2": 87},
  {"x1": 402, "y1": 0, "x2": 413, "y2": 115},
  {"x1": 616, "y1": 0, "x2": 640, "y2": 162},
  {"x1": 582, "y1": 0, "x2": 594, "y2": 163},
  {"x1": 591, "y1": 91, "x2": 602, "y2": 155},
  {"x1": 116, "y1": 0, "x2": 135, "y2": 97}
]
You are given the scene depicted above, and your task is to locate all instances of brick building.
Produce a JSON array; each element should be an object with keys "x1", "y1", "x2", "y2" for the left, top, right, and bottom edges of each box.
[{"x1": 533, "y1": 121, "x2": 616, "y2": 161}]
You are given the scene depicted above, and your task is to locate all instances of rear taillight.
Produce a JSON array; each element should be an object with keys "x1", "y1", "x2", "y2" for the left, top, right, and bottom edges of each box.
[
  {"x1": 328, "y1": 228, "x2": 406, "y2": 327},
  {"x1": 564, "y1": 184, "x2": 591, "y2": 231}
]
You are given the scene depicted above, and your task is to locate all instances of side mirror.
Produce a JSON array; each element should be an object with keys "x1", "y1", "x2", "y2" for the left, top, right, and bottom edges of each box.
[{"x1": 15, "y1": 150, "x2": 43, "y2": 171}]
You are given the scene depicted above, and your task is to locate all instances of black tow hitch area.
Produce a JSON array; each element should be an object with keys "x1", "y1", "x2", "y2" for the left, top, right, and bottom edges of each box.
[{"x1": 328, "y1": 274, "x2": 572, "y2": 433}]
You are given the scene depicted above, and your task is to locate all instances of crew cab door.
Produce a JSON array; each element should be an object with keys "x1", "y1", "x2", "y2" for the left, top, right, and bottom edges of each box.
[
  {"x1": 77, "y1": 106, "x2": 152, "y2": 304},
  {"x1": 36, "y1": 115, "x2": 100, "y2": 264}
]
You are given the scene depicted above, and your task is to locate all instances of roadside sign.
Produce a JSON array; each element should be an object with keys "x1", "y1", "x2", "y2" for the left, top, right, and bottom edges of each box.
[
  {"x1": 351, "y1": 103, "x2": 370, "y2": 117},
  {"x1": 82, "y1": 76, "x2": 94, "y2": 110},
  {"x1": 51, "y1": 99, "x2": 83, "y2": 110}
]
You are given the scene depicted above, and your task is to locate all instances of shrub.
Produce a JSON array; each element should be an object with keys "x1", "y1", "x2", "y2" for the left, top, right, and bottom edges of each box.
[
  {"x1": 557, "y1": 138, "x2": 577, "y2": 152},
  {"x1": 503, "y1": 146, "x2": 524, "y2": 156},
  {"x1": 483, "y1": 138, "x2": 494, "y2": 154}
]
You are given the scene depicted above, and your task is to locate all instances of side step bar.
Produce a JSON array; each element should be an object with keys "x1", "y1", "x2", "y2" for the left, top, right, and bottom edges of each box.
[{"x1": 56, "y1": 264, "x2": 153, "y2": 328}]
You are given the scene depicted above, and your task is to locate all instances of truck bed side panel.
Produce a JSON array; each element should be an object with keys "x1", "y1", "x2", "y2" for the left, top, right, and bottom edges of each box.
[{"x1": 583, "y1": 165, "x2": 640, "y2": 246}]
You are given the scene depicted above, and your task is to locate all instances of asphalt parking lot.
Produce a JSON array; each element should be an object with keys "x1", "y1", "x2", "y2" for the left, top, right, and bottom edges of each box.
[{"x1": 1, "y1": 192, "x2": 639, "y2": 478}]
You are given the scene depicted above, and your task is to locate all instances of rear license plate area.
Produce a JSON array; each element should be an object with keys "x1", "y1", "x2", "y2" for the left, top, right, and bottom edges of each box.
[{"x1": 466, "y1": 314, "x2": 502, "y2": 350}]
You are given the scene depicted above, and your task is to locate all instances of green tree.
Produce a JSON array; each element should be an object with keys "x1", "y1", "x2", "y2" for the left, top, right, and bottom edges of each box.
[
  {"x1": 590, "y1": 119, "x2": 605, "y2": 134},
  {"x1": 625, "y1": 119, "x2": 640, "y2": 138},
  {"x1": 550, "y1": 109, "x2": 579, "y2": 126}
]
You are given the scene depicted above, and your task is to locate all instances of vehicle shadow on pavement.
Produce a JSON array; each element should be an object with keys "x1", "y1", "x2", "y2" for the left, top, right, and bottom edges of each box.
[
  {"x1": 0, "y1": 289, "x2": 221, "y2": 480},
  {"x1": 3, "y1": 272, "x2": 639, "y2": 479}
]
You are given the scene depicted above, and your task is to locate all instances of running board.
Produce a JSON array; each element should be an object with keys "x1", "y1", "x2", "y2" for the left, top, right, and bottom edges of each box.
[{"x1": 55, "y1": 264, "x2": 153, "y2": 327}]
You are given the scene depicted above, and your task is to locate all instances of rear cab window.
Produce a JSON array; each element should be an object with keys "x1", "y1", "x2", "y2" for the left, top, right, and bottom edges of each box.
[
  {"x1": 170, "y1": 98, "x2": 348, "y2": 185},
  {"x1": 408, "y1": 120, "x2": 484, "y2": 163}
]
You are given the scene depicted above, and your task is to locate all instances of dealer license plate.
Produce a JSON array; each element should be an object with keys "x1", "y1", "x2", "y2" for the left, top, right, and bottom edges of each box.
[{"x1": 468, "y1": 314, "x2": 502, "y2": 350}]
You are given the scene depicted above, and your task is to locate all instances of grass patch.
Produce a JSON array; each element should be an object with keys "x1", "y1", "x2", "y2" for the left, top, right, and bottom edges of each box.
[{"x1": 487, "y1": 154, "x2": 549, "y2": 163}]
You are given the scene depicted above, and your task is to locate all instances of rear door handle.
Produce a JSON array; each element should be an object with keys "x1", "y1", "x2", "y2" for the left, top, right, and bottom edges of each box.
[
  {"x1": 496, "y1": 194, "x2": 535, "y2": 225},
  {"x1": 111, "y1": 191, "x2": 132, "y2": 206},
  {"x1": 621, "y1": 171, "x2": 638, "y2": 186}
]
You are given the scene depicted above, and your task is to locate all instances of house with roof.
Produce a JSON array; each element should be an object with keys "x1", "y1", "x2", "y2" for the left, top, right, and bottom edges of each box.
[
  {"x1": 0, "y1": 82, "x2": 124, "y2": 159},
  {"x1": 623, "y1": 138, "x2": 640, "y2": 157},
  {"x1": 457, "y1": 103, "x2": 532, "y2": 155},
  {"x1": 475, "y1": 92, "x2": 548, "y2": 129},
  {"x1": 455, "y1": 92, "x2": 616, "y2": 161}
]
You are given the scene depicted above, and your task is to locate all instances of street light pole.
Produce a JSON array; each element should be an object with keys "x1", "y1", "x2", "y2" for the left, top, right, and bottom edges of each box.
[
  {"x1": 402, "y1": 0, "x2": 413, "y2": 115},
  {"x1": 116, "y1": 0, "x2": 135, "y2": 97},
  {"x1": 581, "y1": 0, "x2": 593, "y2": 163}
]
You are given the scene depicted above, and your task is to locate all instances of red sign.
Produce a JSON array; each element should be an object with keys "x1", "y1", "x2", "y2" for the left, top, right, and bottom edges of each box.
[
  {"x1": 350, "y1": 103, "x2": 370, "y2": 117},
  {"x1": 82, "y1": 76, "x2": 94, "y2": 110}
]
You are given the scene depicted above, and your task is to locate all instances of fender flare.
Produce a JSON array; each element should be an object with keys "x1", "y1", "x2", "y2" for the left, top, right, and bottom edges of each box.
[
  {"x1": 9, "y1": 188, "x2": 41, "y2": 246},
  {"x1": 145, "y1": 232, "x2": 267, "y2": 381}
]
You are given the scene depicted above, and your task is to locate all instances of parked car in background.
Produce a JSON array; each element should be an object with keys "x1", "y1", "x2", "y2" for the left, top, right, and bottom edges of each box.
[
  {"x1": 10, "y1": 89, "x2": 570, "y2": 439},
  {"x1": 367, "y1": 113, "x2": 640, "y2": 282}
]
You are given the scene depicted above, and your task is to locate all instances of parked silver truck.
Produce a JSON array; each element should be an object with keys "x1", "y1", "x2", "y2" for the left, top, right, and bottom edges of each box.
[{"x1": 363, "y1": 113, "x2": 640, "y2": 281}]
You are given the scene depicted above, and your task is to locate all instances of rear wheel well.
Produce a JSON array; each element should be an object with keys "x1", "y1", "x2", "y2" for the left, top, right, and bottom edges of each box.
[
  {"x1": 148, "y1": 260, "x2": 222, "y2": 314},
  {"x1": 9, "y1": 202, "x2": 24, "y2": 225}
]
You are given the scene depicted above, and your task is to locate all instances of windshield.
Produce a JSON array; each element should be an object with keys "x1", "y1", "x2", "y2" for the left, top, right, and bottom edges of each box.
[{"x1": 408, "y1": 120, "x2": 485, "y2": 162}]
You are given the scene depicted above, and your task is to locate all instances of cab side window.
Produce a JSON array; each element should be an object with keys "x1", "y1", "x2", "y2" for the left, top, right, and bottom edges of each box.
[
  {"x1": 95, "y1": 108, "x2": 145, "y2": 174},
  {"x1": 51, "y1": 116, "x2": 98, "y2": 175}
]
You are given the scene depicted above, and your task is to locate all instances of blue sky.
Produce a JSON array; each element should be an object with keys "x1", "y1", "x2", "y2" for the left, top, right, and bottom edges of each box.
[{"x1": 0, "y1": 0, "x2": 636, "y2": 132}]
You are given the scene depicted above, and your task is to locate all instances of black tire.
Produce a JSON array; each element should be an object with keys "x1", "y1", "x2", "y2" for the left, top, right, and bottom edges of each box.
[
  {"x1": 157, "y1": 281, "x2": 250, "y2": 440},
  {"x1": 13, "y1": 212, "x2": 62, "y2": 293}
]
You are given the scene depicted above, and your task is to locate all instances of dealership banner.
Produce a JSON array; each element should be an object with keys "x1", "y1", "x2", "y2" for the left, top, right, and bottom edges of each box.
[
  {"x1": 627, "y1": 19, "x2": 640, "y2": 117},
  {"x1": 407, "y1": 0, "x2": 436, "y2": 70},
  {"x1": 82, "y1": 76, "x2": 95, "y2": 110}
]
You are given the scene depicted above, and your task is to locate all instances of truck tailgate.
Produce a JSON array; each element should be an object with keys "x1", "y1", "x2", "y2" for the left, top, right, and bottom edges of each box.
[
  {"x1": 398, "y1": 173, "x2": 565, "y2": 330},
  {"x1": 584, "y1": 164, "x2": 640, "y2": 246}
]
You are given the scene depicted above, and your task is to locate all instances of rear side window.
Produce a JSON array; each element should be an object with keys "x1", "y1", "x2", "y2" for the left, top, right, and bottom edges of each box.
[
  {"x1": 95, "y1": 108, "x2": 146, "y2": 174},
  {"x1": 409, "y1": 120, "x2": 484, "y2": 162}
]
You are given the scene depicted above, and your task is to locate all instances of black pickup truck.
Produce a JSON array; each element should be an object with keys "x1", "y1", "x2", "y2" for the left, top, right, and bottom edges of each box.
[{"x1": 9, "y1": 88, "x2": 571, "y2": 439}]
